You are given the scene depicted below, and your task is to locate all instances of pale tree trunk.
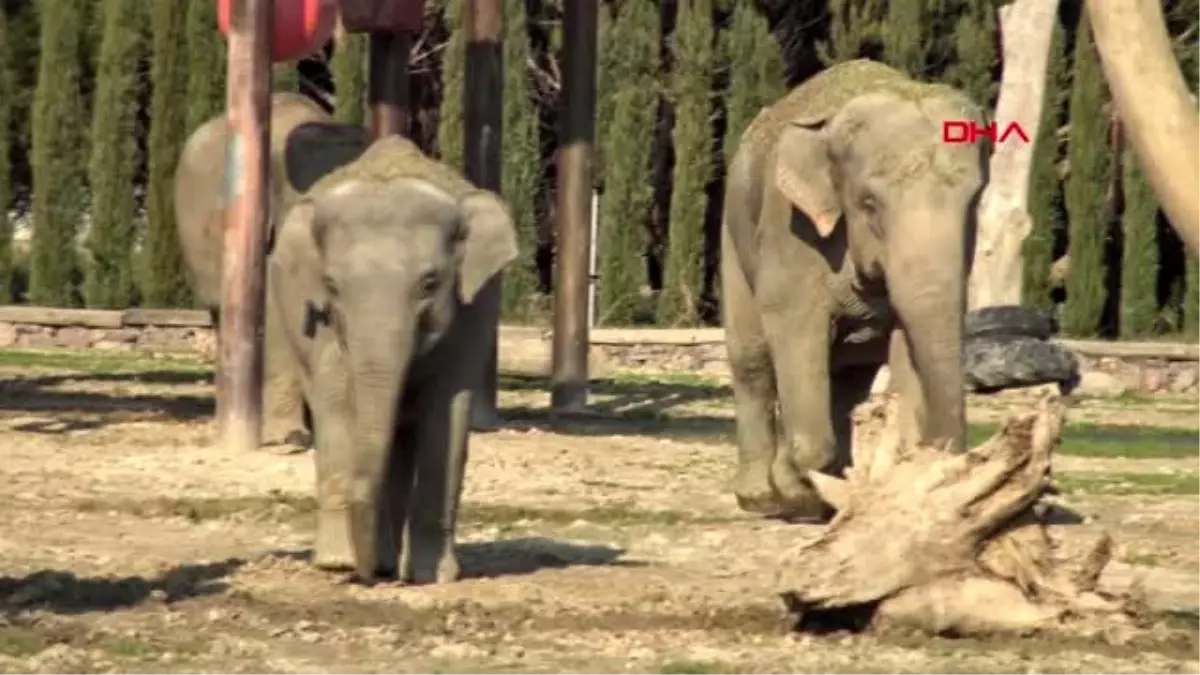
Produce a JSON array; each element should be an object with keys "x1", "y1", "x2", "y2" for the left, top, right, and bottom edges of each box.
[
  {"x1": 968, "y1": 0, "x2": 1060, "y2": 311},
  {"x1": 1086, "y1": 0, "x2": 1200, "y2": 258}
]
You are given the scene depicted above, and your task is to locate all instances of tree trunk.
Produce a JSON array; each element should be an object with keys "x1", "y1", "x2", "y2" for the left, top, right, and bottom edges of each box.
[
  {"x1": 1086, "y1": 0, "x2": 1199, "y2": 258},
  {"x1": 968, "y1": 0, "x2": 1059, "y2": 311},
  {"x1": 780, "y1": 395, "x2": 1133, "y2": 637}
]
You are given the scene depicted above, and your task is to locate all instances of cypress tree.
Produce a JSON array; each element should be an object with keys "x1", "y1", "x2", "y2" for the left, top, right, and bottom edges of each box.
[
  {"x1": 1185, "y1": 258, "x2": 1199, "y2": 337},
  {"x1": 332, "y1": 30, "x2": 368, "y2": 126},
  {"x1": 593, "y1": 1, "x2": 616, "y2": 189},
  {"x1": 880, "y1": 0, "x2": 925, "y2": 75},
  {"x1": 721, "y1": 0, "x2": 785, "y2": 164},
  {"x1": 1117, "y1": 152, "x2": 1160, "y2": 337},
  {"x1": 944, "y1": 1, "x2": 997, "y2": 107},
  {"x1": 1020, "y1": 20, "x2": 1066, "y2": 313},
  {"x1": 436, "y1": 0, "x2": 465, "y2": 168},
  {"x1": 0, "y1": 5, "x2": 13, "y2": 302},
  {"x1": 1061, "y1": 13, "x2": 1112, "y2": 337},
  {"x1": 29, "y1": 0, "x2": 89, "y2": 307},
  {"x1": 499, "y1": 0, "x2": 541, "y2": 320},
  {"x1": 818, "y1": 0, "x2": 882, "y2": 65},
  {"x1": 143, "y1": 0, "x2": 192, "y2": 308},
  {"x1": 658, "y1": 0, "x2": 714, "y2": 326},
  {"x1": 184, "y1": 0, "x2": 225, "y2": 133},
  {"x1": 596, "y1": 0, "x2": 660, "y2": 326},
  {"x1": 85, "y1": 0, "x2": 147, "y2": 308}
]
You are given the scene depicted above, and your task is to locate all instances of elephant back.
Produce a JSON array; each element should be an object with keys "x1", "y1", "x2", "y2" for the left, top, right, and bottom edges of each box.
[
  {"x1": 308, "y1": 135, "x2": 478, "y2": 201},
  {"x1": 740, "y1": 59, "x2": 964, "y2": 149}
]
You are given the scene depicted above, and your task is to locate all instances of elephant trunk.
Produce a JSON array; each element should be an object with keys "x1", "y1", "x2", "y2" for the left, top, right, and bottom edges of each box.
[
  {"x1": 346, "y1": 317, "x2": 415, "y2": 581},
  {"x1": 887, "y1": 211, "x2": 968, "y2": 454}
]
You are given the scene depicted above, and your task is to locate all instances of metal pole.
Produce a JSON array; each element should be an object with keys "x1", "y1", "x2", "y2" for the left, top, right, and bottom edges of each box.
[
  {"x1": 587, "y1": 189, "x2": 599, "y2": 328},
  {"x1": 551, "y1": 0, "x2": 598, "y2": 412},
  {"x1": 464, "y1": 0, "x2": 504, "y2": 428},
  {"x1": 367, "y1": 31, "x2": 412, "y2": 137},
  {"x1": 218, "y1": 0, "x2": 274, "y2": 452}
]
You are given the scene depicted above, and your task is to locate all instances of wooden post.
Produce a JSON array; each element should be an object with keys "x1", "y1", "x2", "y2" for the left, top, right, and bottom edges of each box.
[
  {"x1": 367, "y1": 30, "x2": 412, "y2": 137},
  {"x1": 463, "y1": 0, "x2": 504, "y2": 426},
  {"x1": 218, "y1": 0, "x2": 274, "y2": 452},
  {"x1": 551, "y1": 0, "x2": 598, "y2": 412}
]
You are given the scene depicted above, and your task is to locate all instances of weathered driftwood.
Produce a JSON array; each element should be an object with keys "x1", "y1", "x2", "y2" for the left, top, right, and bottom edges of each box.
[{"x1": 780, "y1": 395, "x2": 1131, "y2": 637}]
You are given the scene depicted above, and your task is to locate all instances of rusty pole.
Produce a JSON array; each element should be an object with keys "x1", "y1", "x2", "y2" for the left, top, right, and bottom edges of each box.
[
  {"x1": 550, "y1": 0, "x2": 597, "y2": 412},
  {"x1": 463, "y1": 0, "x2": 504, "y2": 427},
  {"x1": 218, "y1": 0, "x2": 274, "y2": 452},
  {"x1": 367, "y1": 30, "x2": 412, "y2": 137}
]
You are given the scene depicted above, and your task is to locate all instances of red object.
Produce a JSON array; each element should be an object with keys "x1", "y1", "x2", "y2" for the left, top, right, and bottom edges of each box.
[
  {"x1": 340, "y1": 0, "x2": 427, "y2": 33},
  {"x1": 218, "y1": 0, "x2": 337, "y2": 63}
]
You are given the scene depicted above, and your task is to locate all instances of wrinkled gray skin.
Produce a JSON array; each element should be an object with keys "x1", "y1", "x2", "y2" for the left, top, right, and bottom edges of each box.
[
  {"x1": 721, "y1": 60, "x2": 989, "y2": 519},
  {"x1": 270, "y1": 175, "x2": 517, "y2": 584},
  {"x1": 174, "y1": 94, "x2": 376, "y2": 448}
]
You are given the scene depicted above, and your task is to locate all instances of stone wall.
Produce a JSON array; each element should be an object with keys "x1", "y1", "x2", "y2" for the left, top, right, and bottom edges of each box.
[{"x1": 0, "y1": 318, "x2": 1196, "y2": 397}]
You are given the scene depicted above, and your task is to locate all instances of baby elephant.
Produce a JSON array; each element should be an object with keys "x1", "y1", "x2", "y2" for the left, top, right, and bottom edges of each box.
[{"x1": 269, "y1": 136, "x2": 518, "y2": 584}]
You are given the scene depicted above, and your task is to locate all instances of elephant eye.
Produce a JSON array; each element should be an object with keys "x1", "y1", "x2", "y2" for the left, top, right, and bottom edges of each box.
[{"x1": 417, "y1": 270, "x2": 441, "y2": 298}]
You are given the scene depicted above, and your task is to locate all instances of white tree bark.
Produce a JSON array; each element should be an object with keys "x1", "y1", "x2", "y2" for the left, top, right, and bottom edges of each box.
[
  {"x1": 1087, "y1": 0, "x2": 1200, "y2": 258},
  {"x1": 967, "y1": 0, "x2": 1060, "y2": 311}
]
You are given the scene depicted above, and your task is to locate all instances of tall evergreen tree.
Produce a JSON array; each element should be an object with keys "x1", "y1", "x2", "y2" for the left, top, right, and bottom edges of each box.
[
  {"x1": 596, "y1": 0, "x2": 660, "y2": 326},
  {"x1": 1118, "y1": 152, "x2": 1160, "y2": 337},
  {"x1": 1185, "y1": 257, "x2": 1199, "y2": 337},
  {"x1": 184, "y1": 0, "x2": 225, "y2": 133},
  {"x1": 85, "y1": 0, "x2": 147, "y2": 308},
  {"x1": 944, "y1": 0, "x2": 997, "y2": 107},
  {"x1": 818, "y1": 0, "x2": 882, "y2": 65},
  {"x1": 593, "y1": 1, "x2": 617, "y2": 189},
  {"x1": 721, "y1": 0, "x2": 785, "y2": 164},
  {"x1": 29, "y1": 0, "x2": 89, "y2": 307},
  {"x1": 880, "y1": 0, "x2": 925, "y2": 75},
  {"x1": 1020, "y1": 19, "x2": 1066, "y2": 313},
  {"x1": 332, "y1": 30, "x2": 367, "y2": 126},
  {"x1": 1062, "y1": 12, "x2": 1113, "y2": 337},
  {"x1": 0, "y1": 4, "x2": 13, "y2": 303},
  {"x1": 499, "y1": 0, "x2": 542, "y2": 320},
  {"x1": 143, "y1": 0, "x2": 192, "y2": 307},
  {"x1": 436, "y1": 0, "x2": 465, "y2": 168},
  {"x1": 659, "y1": 0, "x2": 714, "y2": 326}
]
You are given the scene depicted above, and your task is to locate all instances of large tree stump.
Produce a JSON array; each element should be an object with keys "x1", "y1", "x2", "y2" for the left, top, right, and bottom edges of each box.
[{"x1": 780, "y1": 395, "x2": 1132, "y2": 637}]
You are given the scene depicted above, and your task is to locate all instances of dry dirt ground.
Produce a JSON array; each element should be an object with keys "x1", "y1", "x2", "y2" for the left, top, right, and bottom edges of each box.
[{"x1": 0, "y1": 350, "x2": 1197, "y2": 674}]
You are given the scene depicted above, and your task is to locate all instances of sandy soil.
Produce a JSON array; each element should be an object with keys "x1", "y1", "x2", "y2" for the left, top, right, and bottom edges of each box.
[{"x1": 0, "y1": 358, "x2": 1196, "y2": 674}]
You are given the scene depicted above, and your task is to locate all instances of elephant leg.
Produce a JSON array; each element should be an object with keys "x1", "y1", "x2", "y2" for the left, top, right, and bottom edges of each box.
[
  {"x1": 310, "y1": 350, "x2": 358, "y2": 571},
  {"x1": 404, "y1": 386, "x2": 471, "y2": 585},
  {"x1": 887, "y1": 327, "x2": 925, "y2": 449},
  {"x1": 762, "y1": 311, "x2": 835, "y2": 521},
  {"x1": 383, "y1": 422, "x2": 418, "y2": 578},
  {"x1": 829, "y1": 364, "x2": 882, "y2": 477},
  {"x1": 721, "y1": 247, "x2": 780, "y2": 515},
  {"x1": 262, "y1": 293, "x2": 310, "y2": 450}
]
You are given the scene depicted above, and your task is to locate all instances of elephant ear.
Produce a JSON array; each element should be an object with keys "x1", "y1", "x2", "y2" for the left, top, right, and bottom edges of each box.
[
  {"x1": 775, "y1": 122, "x2": 843, "y2": 238},
  {"x1": 456, "y1": 190, "x2": 519, "y2": 304}
]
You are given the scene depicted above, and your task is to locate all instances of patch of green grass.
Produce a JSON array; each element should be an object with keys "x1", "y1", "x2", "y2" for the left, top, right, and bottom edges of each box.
[
  {"x1": 462, "y1": 503, "x2": 736, "y2": 528},
  {"x1": 0, "y1": 627, "x2": 49, "y2": 657},
  {"x1": 971, "y1": 422, "x2": 1199, "y2": 460},
  {"x1": 659, "y1": 660, "x2": 734, "y2": 674},
  {"x1": 1057, "y1": 471, "x2": 1199, "y2": 496},
  {"x1": 0, "y1": 347, "x2": 210, "y2": 375}
]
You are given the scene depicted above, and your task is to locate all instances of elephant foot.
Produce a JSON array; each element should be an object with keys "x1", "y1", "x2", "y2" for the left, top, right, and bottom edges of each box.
[
  {"x1": 470, "y1": 404, "x2": 503, "y2": 432},
  {"x1": 733, "y1": 464, "x2": 784, "y2": 516},
  {"x1": 768, "y1": 460, "x2": 837, "y2": 523},
  {"x1": 313, "y1": 510, "x2": 356, "y2": 572},
  {"x1": 402, "y1": 542, "x2": 461, "y2": 585}
]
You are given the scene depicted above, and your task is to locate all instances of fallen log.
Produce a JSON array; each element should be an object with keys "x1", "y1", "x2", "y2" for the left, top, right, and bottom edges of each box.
[{"x1": 779, "y1": 394, "x2": 1134, "y2": 637}]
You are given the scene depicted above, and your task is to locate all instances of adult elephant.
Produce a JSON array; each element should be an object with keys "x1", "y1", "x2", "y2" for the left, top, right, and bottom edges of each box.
[
  {"x1": 721, "y1": 59, "x2": 989, "y2": 520},
  {"x1": 270, "y1": 136, "x2": 517, "y2": 584},
  {"x1": 174, "y1": 93, "x2": 374, "y2": 449}
]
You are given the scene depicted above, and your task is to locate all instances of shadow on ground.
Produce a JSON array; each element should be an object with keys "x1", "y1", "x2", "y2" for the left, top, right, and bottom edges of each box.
[
  {"x1": 0, "y1": 558, "x2": 243, "y2": 617},
  {"x1": 458, "y1": 537, "x2": 640, "y2": 579},
  {"x1": 0, "y1": 369, "x2": 214, "y2": 427}
]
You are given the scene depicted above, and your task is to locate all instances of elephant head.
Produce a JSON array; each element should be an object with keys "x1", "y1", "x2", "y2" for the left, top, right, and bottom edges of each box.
[
  {"x1": 773, "y1": 90, "x2": 989, "y2": 451},
  {"x1": 275, "y1": 176, "x2": 517, "y2": 579}
]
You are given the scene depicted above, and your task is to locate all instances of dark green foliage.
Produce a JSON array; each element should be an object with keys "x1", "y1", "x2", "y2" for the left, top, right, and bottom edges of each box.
[
  {"x1": 1062, "y1": 13, "x2": 1113, "y2": 338},
  {"x1": 1021, "y1": 20, "x2": 1067, "y2": 313},
  {"x1": 1117, "y1": 153, "x2": 1160, "y2": 337},
  {"x1": 184, "y1": 0, "x2": 225, "y2": 134},
  {"x1": 658, "y1": 0, "x2": 714, "y2": 326},
  {"x1": 436, "y1": 0, "x2": 465, "y2": 168},
  {"x1": 721, "y1": 0, "x2": 785, "y2": 164},
  {"x1": 818, "y1": 0, "x2": 882, "y2": 65},
  {"x1": 499, "y1": 0, "x2": 541, "y2": 320},
  {"x1": 0, "y1": 5, "x2": 13, "y2": 302},
  {"x1": 332, "y1": 31, "x2": 367, "y2": 126},
  {"x1": 596, "y1": 0, "x2": 661, "y2": 326},
  {"x1": 1185, "y1": 257, "x2": 1199, "y2": 336},
  {"x1": 273, "y1": 63, "x2": 299, "y2": 92},
  {"x1": 85, "y1": 0, "x2": 147, "y2": 308},
  {"x1": 943, "y1": 0, "x2": 997, "y2": 106},
  {"x1": 593, "y1": 1, "x2": 617, "y2": 188},
  {"x1": 142, "y1": 0, "x2": 192, "y2": 308},
  {"x1": 29, "y1": 0, "x2": 90, "y2": 307},
  {"x1": 880, "y1": 0, "x2": 925, "y2": 75}
]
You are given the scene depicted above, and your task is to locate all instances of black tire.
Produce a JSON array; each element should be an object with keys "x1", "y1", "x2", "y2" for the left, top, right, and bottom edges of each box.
[
  {"x1": 964, "y1": 335, "x2": 1080, "y2": 394},
  {"x1": 964, "y1": 305, "x2": 1056, "y2": 341}
]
